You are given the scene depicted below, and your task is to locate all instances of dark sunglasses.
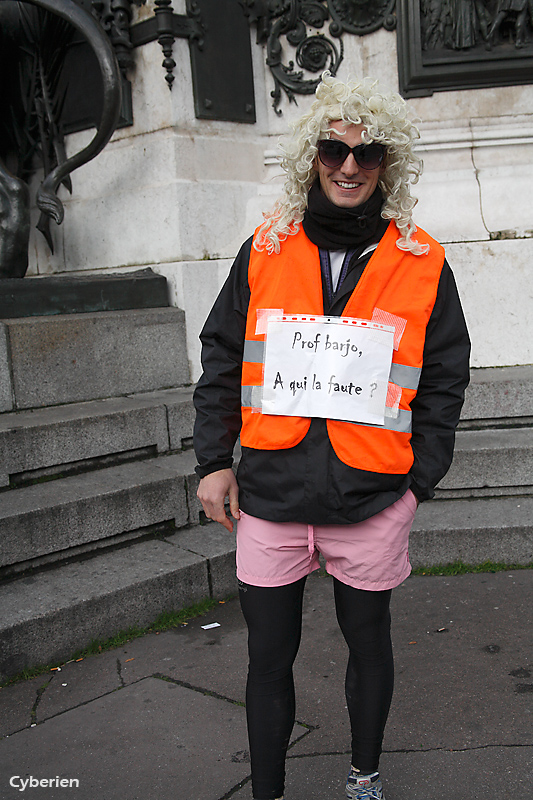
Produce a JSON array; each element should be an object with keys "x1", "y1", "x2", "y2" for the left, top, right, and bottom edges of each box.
[{"x1": 317, "y1": 139, "x2": 386, "y2": 170}]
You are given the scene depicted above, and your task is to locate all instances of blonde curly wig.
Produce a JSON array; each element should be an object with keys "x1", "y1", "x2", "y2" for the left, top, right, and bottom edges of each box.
[{"x1": 254, "y1": 71, "x2": 428, "y2": 256}]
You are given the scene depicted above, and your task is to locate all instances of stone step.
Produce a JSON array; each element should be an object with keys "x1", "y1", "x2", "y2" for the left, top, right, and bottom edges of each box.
[
  {"x1": 0, "y1": 522, "x2": 237, "y2": 682},
  {"x1": 0, "y1": 307, "x2": 190, "y2": 412},
  {"x1": 410, "y1": 495, "x2": 533, "y2": 567},
  {"x1": 1, "y1": 494, "x2": 530, "y2": 682},
  {"x1": 461, "y1": 365, "x2": 533, "y2": 424},
  {"x1": 0, "y1": 451, "x2": 203, "y2": 575},
  {"x1": 0, "y1": 387, "x2": 195, "y2": 488},
  {"x1": 438, "y1": 426, "x2": 533, "y2": 495}
]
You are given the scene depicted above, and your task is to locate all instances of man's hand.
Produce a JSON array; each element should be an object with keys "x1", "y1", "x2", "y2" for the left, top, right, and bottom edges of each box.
[{"x1": 197, "y1": 468, "x2": 240, "y2": 533}]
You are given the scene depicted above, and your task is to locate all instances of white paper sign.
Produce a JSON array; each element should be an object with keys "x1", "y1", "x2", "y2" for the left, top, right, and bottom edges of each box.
[{"x1": 261, "y1": 315, "x2": 395, "y2": 426}]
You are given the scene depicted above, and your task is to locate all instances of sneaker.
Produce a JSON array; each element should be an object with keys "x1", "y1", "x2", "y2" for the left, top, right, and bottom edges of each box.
[{"x1": 346, "y1": 768, "x2": 384, "y2": 800}]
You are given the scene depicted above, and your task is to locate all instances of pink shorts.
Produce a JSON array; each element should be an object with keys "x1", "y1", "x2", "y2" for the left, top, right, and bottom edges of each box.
[{"x1": 236, "y1": 489, "x2": 418, "y2": 591}]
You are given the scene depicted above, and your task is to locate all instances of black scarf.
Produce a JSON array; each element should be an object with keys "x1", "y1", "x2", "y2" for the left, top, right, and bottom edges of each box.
[{"x1": 302, "y1": 181, "x2": 385, "y2": 250}]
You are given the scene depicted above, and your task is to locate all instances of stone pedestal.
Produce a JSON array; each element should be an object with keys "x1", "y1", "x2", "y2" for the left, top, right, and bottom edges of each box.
[{"x1": 22, "y1": 24, "x2": 533, "y2": 376}]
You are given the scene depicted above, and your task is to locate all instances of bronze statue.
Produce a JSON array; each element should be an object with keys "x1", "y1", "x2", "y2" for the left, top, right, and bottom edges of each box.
[
  {"x1": 0, "y1": 0, "x2": 121, "y2": 278},
  {"x1": 0, "y1": 163, "x2": 30, "y2": 279},
  {"x1": 421, "y1": 0, "x2": 532, "y2": 51},
  {"x1": 486, "y1": 0, "x2": 531, "y2": 48}
]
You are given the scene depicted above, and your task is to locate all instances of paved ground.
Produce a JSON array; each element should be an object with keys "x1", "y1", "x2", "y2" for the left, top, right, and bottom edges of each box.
[{"x1": 0, "y1": 569, "x2": 532, "y2": 800}]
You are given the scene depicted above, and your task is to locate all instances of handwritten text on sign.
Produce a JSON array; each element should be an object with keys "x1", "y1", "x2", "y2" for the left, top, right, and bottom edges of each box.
[{"x1": 262, "y1": 316, "x2": 395, "y2": 425}]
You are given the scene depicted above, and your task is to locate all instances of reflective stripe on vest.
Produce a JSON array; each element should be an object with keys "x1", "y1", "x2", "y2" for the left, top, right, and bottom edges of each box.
[
  {"x1": 240, "y1": 221, "x2": 444, "y2": 473},
  {"x1": 241, "y1": 386, "x2": 412, "y2": 433},
  {"x1": 241, "y1": 383, "x2": 413, "y2": 432},
  {"x1": 242, "y1": 339, "x2": 421, "y2": 391}
]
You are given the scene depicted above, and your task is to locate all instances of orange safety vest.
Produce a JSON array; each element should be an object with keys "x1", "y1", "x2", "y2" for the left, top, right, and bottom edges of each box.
[{"x1": 241, "y1": 221, "x2": 445, "y2": 474}]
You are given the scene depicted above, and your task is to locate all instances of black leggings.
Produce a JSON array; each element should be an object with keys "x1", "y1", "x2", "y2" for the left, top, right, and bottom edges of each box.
[{"x1": 239, "y1": 576, "x2": 394, "y2": 800}]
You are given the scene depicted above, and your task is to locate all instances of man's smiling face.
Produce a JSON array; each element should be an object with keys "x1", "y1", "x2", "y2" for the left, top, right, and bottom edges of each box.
[{"x1": 314, "y1": 120, "x2": 382, "y2": 208}]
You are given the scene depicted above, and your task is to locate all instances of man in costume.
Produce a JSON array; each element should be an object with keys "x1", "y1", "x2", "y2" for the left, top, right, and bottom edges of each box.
[{"x1": 193, "y1": 73, "x2": 470, "y2": 800}]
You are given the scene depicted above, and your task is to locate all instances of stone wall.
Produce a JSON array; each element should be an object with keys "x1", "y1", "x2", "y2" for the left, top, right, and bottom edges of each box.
[{"x1": 26, "y1": 11, "x2": 533, "y2": 380}]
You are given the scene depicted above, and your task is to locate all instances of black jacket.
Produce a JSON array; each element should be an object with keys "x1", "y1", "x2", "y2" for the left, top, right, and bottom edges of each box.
[{"x1": 193, "y1": 229, "x2": 470, "y2": 524}]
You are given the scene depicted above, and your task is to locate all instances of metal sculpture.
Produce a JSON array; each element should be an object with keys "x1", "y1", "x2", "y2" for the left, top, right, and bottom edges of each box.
[
  {"x1": 243, "y1": 1, "x2": 397, "y2": 114},
  {"x1": 129, "y1": 0, "x2": 204, "y2": 90},
  {"x1": 0, "y1": 164, "x2": 30, "y2": 279},
  {"x1": 420, "y1": 0, "x2": 533, "y2": 52},
  {"x1": 398, "y1": 0, "x2": 533, "y2": 96},
  {"x1": 0, "y1": 0, "x2": 121, "y2": 277}
]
